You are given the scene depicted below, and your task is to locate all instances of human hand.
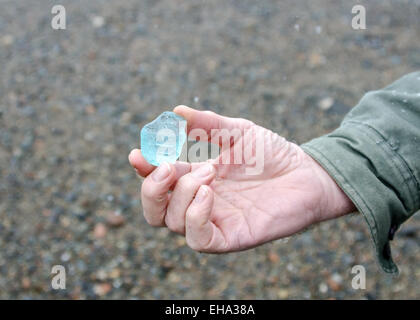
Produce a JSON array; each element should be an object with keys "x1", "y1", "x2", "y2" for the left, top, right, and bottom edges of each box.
[{"x1": 128, "y1": 106, "x2": 355, "y2": 252}]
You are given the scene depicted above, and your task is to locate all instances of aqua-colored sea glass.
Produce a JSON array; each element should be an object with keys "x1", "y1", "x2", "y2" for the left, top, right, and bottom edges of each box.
[{"x1": 140, "y1": 111, "x2": 187, "y2": 166}]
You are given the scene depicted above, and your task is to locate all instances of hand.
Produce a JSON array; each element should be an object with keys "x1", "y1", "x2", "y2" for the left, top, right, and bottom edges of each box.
[{"x1": 128, "y1": 106, "x2": 355, "y2": 252}]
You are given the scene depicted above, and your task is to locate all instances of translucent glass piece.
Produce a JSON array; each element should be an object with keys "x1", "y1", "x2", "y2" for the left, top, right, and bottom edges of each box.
[{"x1": 140, "y1": 111, "x2": 187, "y2": 166}]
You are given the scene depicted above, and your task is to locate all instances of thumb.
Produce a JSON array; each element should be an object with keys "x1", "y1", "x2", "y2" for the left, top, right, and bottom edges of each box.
[
  {"x1": 185, "y1": 185, "x2": 227, "y2": 252},
  {"x1": 173, "y1": 105, "x2": 253, "y2": 135}
]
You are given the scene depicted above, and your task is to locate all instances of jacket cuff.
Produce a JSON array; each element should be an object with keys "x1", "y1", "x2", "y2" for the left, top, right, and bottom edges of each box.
[{"x1": 301, "y1": 121, "x2": 412, "y2": 274}]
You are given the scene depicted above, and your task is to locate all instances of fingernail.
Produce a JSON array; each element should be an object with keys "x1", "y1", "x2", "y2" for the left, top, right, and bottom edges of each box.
[
  {"x1": 194, "y1": 186, "x2": 208, "y2": 203},
  {"x1": 152, "y1": 163, "x2": 171, "y2": 182},
  {"x1": 192, "y1": 164, "x2": 213, "y2": 178}
]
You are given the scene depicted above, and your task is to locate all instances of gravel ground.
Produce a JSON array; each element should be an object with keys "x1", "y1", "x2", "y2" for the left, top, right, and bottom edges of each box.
[{"x1": 0, "y1": 0, "x2": 419, "y2": 299}]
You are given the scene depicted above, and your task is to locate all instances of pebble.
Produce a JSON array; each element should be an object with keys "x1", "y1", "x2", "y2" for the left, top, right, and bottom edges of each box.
[
  {"x1": 61, "y1": 252, "x2": 72, "y2": 262},
  {"x1": 318, "y1": 97, "x2": 334, "y2": 111},
  {"x1": 319, "y1": 283, "x2": 328, "y2": 294},
  {"x1": 327, "y1": 273, "x2": 343, "y2": 291},
  {"x1": 106, "y1": 211, "x2": 126, "y2": 227},
  {"x1": 268, "y1": 252, "x2": 280, "y2": 263},
  {"x1": 92, "y1": 16, "x2": 105, "y2": 28},
  {"x1": 21, "y1": 277, "x2": 31, "y2": 289},
  {"x1": 1, "y1": 34, "x2": 14, "y2": 46},
  {"x1": 277, "y1": 289, "x2": 289, "y2": 299},
  {"x1": 94, "y1": 283, "x2": 112, "y2": 296},
  {"x1": 93, "y1": 223, "x2": 107, "y2": 239}
]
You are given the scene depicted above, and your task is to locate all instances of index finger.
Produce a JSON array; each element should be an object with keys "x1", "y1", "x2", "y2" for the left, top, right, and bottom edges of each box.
[{"x1": 173, "y1": 105, "x2": 253, "y2": 136}]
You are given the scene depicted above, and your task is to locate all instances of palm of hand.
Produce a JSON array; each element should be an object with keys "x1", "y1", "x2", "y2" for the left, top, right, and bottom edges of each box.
[{"x1": 197, "y1": 124, "x2": 325, "y2": 252}]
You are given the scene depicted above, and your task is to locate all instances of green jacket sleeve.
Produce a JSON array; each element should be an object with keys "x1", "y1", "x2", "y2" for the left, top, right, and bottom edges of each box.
[{"x1": 301, "y1": 71, "x2": 420, "y2": 274}]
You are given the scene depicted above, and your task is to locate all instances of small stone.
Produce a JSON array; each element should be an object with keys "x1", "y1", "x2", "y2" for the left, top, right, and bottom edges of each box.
[
  {"x1": 176, "y1": 237, "x2": 186, "y2": 247},
  {"x1": 327, "y1": 273, "x2": 343, "y2": 291},
  {"x1": 92, "y1": 16, "x2": 105, "y2": 28},
  {"x1": 106, "y1": 211, "x2": 125, "y2": 227},
  {"x1": 93, "y1": 223, "x2": 107, "y2": 239},
  {"x1": 61, "y1": 252, "x2": 71, "y2": 262},
  {"x1": 286, "y1": 263, "x2": 295, "y2": 272},
  {"x1": 96, "y1": 269, "x2": 107, "y2": 281},
  {"x1": 277, "y1": 289, "x2": 289, "y2": 299},
  {"x1": 319, "y1": 282, "x2": 328, "y2": 294},
  {"x1": 140, "y1": 111, "x2": 187, "y2": 166},
  {"x1": 85, "y1": 104, "x2": 96, "y2": 114},
  {"x1": 22, "y1": 277, "x2": 31, "y2": 289},
  {"x1": 318, "y1": 97, "x2": 334, "y2": 110},
  {"x1": 109, "y1": 268, "x2": 121, "y2": 279},
  {"x1": 94, "y1": 283, "x2": 112, "y2": 296},
  {"x1": 102, "y1": 144, "x2": 114, "y2": 155},
  {"x1": 167, "y1": 271, "x2": 181, "y2": 283},
  {"x1": 308, "y1": 52, "x2": 326, "y2": 68},
  {"x1": 268, "y1": 252, "x2": 279, "y2": 263},
  {"x1": 1, "y1": 34, "x2": 14, "y2": 46},
  {"x1": 120, "y1": 112, "x2": 132, "y2": 124}
]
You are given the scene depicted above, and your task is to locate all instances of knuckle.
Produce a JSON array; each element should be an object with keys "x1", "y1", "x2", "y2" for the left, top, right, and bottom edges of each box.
[
  {"x1": 238, "y1": 118, "x2": 254, "y2": 127},
  {"x1": 203, "y1": 110, "x2": 216, "y2": 116},
  {"x1": 176, "y1": 174, "x2": 198, "y2": 193},
  {"x1": 186, "y1": 232, "x2": 213, "y2": 252},
  {"x1": 141, "y1": 181, "x2": 165, "y2": 201},
  {"x1": 164, "y1": 214, "x2": 175, "y2": 229},
  {"x1": 165, "y1": 214, "x2": 184, "y2": 234},
  {"x1": 143, "y1": 211, "x2": 164, "y2": 227},
  {"x1": 186, "y1": 238, "x2": 203, "y2": 252},
  {"x1": 141, "y1": 182, "x2": 156, "y2": 199}
]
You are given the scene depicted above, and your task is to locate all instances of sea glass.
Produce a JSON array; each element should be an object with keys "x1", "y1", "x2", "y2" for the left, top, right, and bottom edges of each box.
[{"x1": 140, "y1": 111, "x2": 187, "y2": 166}]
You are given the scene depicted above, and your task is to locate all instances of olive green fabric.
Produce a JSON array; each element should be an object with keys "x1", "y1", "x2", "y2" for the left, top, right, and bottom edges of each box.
[{"x1": 301, "y1": 71, "x2": 420, "y2": 274}]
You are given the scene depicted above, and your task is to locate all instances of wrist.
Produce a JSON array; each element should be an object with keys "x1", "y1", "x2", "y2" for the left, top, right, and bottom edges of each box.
[{"x1": 305, "y1": 153, "x2": 356, "y2": 223}]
